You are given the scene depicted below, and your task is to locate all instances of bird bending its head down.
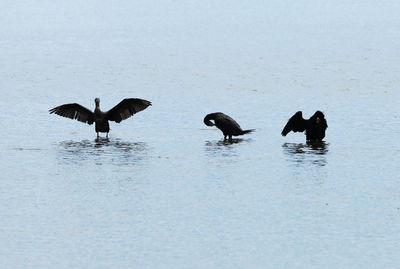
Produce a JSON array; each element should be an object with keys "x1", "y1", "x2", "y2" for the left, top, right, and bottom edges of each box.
[{"x1": 204, "y1": 112, "x2": 254, "y2": 141}]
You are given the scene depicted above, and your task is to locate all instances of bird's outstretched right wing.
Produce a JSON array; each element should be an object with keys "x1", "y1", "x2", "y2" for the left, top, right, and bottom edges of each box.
[
  {"x1": 106, "y1": 98, "x2": 152, "y2": 123},
  {"x1": 49, "y1": 103, "x2": 94, "y2": 125}
]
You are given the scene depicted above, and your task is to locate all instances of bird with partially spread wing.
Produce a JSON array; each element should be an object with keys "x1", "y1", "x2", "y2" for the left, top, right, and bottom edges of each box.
[{"x1": 281, "y1": 111, "x2": 327, "y2": 141}]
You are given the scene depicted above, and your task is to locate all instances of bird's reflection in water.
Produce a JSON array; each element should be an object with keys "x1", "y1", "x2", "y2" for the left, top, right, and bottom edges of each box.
[
  {"x1": 282, "y1": 141, "x2": 329, "y2": 167},
  {"x1": 94, "y1": 137, "x2": 110, "y2": 147},
  {"x1": 204, "y1": 138, "x2": 250, "y2": 158},
  {"x1": 57, "y1": 138, "x2": 148, "y2": 166}
]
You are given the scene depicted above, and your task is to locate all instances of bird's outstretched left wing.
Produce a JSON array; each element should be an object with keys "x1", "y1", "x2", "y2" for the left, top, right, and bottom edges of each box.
[
  {"x1": 49, "y1": 103, "x2": 94, "y2": 124},
  {"x1": 281, "y1": 111, "x2": 306, "y2": 136}
]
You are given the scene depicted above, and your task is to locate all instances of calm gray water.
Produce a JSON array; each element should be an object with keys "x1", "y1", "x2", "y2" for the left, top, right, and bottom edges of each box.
[{"x1": 1, "y1": 1, "x2": 400, "y2": 268}]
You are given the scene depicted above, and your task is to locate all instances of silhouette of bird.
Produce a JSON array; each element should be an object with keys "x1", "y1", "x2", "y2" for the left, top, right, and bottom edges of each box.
[
  {"x1": 49, "y1": 98, "x2": 151, "y2": 138},
  {"x1": 204, "y1": 112, "x2": 254, "y2": 141},
  {"x1": 281, "y1": 111, "x2": 327, "y2": 141}
]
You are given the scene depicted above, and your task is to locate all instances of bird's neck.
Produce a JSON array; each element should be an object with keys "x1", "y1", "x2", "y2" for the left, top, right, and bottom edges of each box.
[{"x1": 94, "y1": 103, "x2": 101, "y2": 115}]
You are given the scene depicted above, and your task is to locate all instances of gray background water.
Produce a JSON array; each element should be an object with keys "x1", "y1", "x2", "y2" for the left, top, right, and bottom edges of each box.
[{"x1": 1, "y1": 1, "x2": 399, "y2": 268}]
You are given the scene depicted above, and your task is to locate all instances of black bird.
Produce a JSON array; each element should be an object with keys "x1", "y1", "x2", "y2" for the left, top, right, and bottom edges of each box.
[
  {"x1": 281, "y1": 111, "x2": 327, "y2": 141},
  {"x1": 204, "y1": 112, "x2": 254, "y2": 141},
  {"x1": 49, "y1": 98, "x2": 151, "y2": 138}
]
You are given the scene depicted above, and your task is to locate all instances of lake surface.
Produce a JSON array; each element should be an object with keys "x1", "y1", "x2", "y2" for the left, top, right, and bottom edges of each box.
[{"x1": 1, "y1": 1, "x2": 400, "y2": 268}]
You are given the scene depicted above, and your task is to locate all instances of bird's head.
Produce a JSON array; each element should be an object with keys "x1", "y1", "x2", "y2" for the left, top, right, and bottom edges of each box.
[
  {"x1": 314, "y1": 111, "x2": 324, "y2": 119},
  {"x1": 95, "y1": 98, "x2": 100, "y2": 106},
  {"x1": 204, "y1": 120, "x2": 215, "y2": 126},
  {"x1": 314, "y1": 111, "x2": 325, "y2": 123},
  {"x1": 203, "y1": 114, "x2": 216, "y2": 126}
]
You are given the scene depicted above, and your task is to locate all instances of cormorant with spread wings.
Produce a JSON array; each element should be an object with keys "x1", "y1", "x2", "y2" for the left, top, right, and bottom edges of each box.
[{"x1": 49, "y1": 98, "x2": 151, "y2": 138}]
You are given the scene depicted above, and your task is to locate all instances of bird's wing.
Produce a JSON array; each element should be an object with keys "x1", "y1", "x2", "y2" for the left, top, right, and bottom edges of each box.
[
  {"x1": 215, "y1": 113, "x2": 242, "y2": 129},
  {"x1": 212, "y1": 113, "x2": 244, "y2": 134},
  {"x1": 49, "y1": 103, "x2": 94, "y2": 125},
  {"x1": 106, "y1": 98, "x2": 151, "y2": 123},
  {"x1": 281, "y1": 111, "x2": 306, "y2": 136}
]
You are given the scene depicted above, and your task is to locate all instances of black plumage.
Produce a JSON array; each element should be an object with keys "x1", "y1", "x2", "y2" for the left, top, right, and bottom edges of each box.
[
  {"x1": 281, "y1": 111, "x2": 327, "y2": 141},
  {"x1": 204, "y1": 112, "x2": 254, "y2": 141},
  {"x1": 49, "y1": 98, "x2": 151, "y2": 138}
]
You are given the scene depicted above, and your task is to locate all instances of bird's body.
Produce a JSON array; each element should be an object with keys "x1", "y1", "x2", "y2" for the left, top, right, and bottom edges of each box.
[
  {"x1": 49, "y1": 98, "x2": 151, "y2": 138},
  {"x1": 204, "y1": 112, "x2": 254, "y2": 141},
  {"x1": 281, "y1": 111, "x2": 327, "y2": 141},
  {"x1": 94, "y1": 111, "x2": 109, "y2": 134}
]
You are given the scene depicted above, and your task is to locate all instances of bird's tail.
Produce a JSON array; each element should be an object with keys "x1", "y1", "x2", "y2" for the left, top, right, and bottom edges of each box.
[{"x1": 242, "y1": 129, "x2": 255, "y2": 135}]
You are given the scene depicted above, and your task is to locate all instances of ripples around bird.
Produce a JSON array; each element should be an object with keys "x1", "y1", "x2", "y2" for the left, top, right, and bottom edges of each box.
[
  {"x1": 56, "y1": 138, "x2": 149, "y2": 166},
  {"x1": 204, "y1": 138, "x2": 252, "y2": 157},
  {"x1": 282, "y1": 141, "x2": 329, "y2": 167}
]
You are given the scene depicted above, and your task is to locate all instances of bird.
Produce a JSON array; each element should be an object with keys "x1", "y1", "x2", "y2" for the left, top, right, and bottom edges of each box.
[
  {"x1": 203, "y1": 112, "x2": 254, "y2": 141},
  {"x1": 49, "y1": 98, "x2": 151, "y2": 138},
  {"x1": 281, "y1": 111, "x2": 327, "y2": 141}
]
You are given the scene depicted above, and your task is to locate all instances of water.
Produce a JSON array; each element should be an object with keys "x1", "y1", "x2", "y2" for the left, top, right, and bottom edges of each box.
[{"x1": 1, "y1": 1, "x2": 400, "y2": 268}]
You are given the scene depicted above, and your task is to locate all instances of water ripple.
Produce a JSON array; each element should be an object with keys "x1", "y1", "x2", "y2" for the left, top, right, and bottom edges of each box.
[
  {"x1": 56, "y1": 138, "x2": 149, "y2": 166},
  {"x1": 282, "y1": 141, "x2": 329, "y2": 167}
]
